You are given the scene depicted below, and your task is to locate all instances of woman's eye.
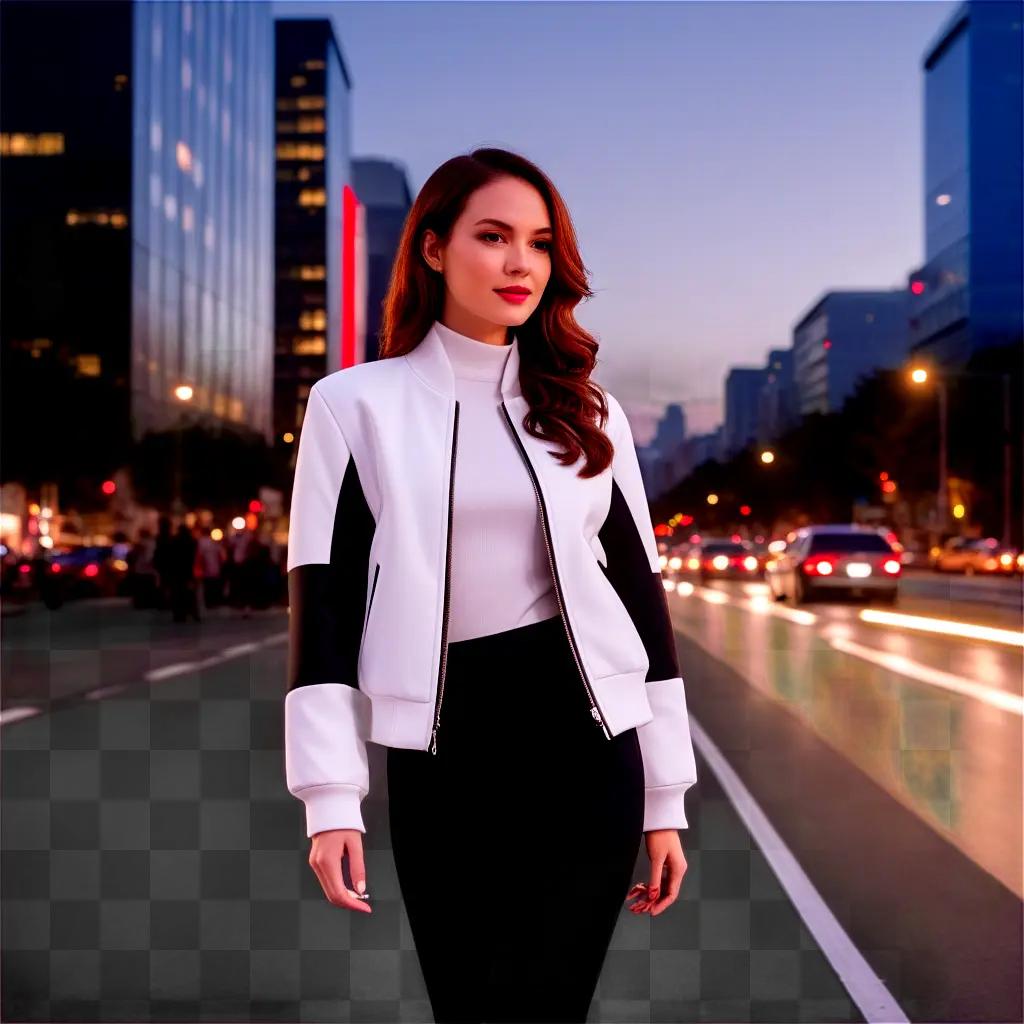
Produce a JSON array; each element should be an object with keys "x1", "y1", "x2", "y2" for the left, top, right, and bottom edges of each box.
[{"x1": 479, "y1": 231, "x2": 551, "y2": 253}]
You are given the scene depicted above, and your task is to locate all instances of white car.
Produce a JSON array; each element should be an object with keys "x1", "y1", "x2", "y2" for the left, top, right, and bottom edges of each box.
[{"x1": 766, "y1": 525, "x2": 901, "y2": 605}]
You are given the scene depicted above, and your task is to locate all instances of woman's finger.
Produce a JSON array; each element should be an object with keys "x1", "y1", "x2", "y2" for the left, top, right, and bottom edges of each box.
[
  {"x1": 309, "y1": 835, "x2": 372, "y2": 913},
  {"x1": 650, "y1": 850, "x2": 686, "y2": 916},
  {"x1": 647, "y1": 852, "x2": 666, "y2": 904}
]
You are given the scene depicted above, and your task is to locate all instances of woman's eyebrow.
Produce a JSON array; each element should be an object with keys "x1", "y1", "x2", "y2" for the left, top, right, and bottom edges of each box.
[{"x1": 474, "y1": 218, "x2": 552, "y2": 236}]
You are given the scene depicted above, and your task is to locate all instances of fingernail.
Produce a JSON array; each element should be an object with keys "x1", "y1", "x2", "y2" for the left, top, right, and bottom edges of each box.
[{"x1": 356, "y1": 879, "x2": 366, "y2": 894}]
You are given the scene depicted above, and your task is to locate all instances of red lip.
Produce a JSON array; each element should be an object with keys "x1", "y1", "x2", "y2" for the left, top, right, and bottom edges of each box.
[{"x1": 494, "y1": 287, "x2": 531, "y2": 295}]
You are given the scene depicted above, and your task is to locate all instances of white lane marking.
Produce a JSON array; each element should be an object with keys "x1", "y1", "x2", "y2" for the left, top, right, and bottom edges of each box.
[
  {"x1": 826, "y1": 635, "x2": 1024, "y2": 717},
  {"x1": 0, "y1": 705, "x2": 43, "y2": 726},
  {"x1": 673, "y1": 584, "x2": 1021, "y2": 715},
  {"x1": 84, "y1": 684, "x2": 128, "y2": 700},
  {"x1": 859, "y1": 609, "x2": 1024, "y2": 649},
  {"x1": 146, "y1": 661, "x2": 200, "y2": 681},
  {"x1": 1, "y1": 631, "x2": 291, "y2": 726},
  {"x1": 222, "y1": 642, "x2": 260, "y2": 657},
  {"x1": 690, "y1": 716, "x2": 910, "y2": 1023}
]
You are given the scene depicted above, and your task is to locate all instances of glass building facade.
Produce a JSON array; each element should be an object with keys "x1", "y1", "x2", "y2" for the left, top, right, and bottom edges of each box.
[
  {"x1": 273, "y1": 18, "x2": 359, "y2": 443},
  {"x1": 909, "y1": 0, "x2": 1023, "y2": 364},
  {"x1": 132, "y1": 0, "x2": 275, "y2": 440}
]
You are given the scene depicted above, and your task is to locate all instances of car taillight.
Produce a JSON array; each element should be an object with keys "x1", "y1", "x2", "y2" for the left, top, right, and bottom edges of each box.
[
  {"x1": 803, "y1": 557, "x2": 835, "y2": 576},
  {"x1": 84, "y1": 564, "x2": 99, "y2": 577},
  {"x1": 882, "y1": 559, "x2": 901, "y2": 575},
  {"x1": 50, "y1": 563, "x2": 61, "y2": 573},
  {"x1": 743, "y1": 556, "x2": 758, "y2": 571}
]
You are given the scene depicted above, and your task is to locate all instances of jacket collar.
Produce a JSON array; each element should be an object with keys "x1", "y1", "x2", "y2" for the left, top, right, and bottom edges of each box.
[{"x1": 404, "y1": 321, "x2": 523, "y2": 400}]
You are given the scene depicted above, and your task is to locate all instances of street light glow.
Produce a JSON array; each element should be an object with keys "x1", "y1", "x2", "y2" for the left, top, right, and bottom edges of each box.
[
  {"x1": 706, "y1": 493, "x2": 719, "y2": 505},
  {"x1": 759, "y1": 450, "x2": 775, "y2": 464},
  {"x1": 174, "y1": 384, "x2": 194, "y2": 401},
  {"x1": 910, "y1": 367, "x2": 928, "y2": 384}
]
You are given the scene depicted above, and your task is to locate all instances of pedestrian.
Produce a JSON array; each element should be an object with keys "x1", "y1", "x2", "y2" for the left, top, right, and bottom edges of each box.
[
  {"x1": 127, "y1": 528, "x2": 160, "y2": 609},
  {"x1": 283, "y1": 148, "x2": 698, "y2": 1023},
  {"x1": 226, "y1": 529, "x2": 254, "y2": 615},
  {"x1": 166, "y1": 523, "x2": 200, "y2": 623},
  {"x1": 195, "y1": 526, "x2": 226, "y2": 609},
  {"x1": 152, "y1": 516, "x2": 174, "y2": 610}
]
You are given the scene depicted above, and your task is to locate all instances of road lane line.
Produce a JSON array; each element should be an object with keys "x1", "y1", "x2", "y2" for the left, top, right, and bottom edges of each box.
[
  {"x1": 826, "y1": 635, "x2": 1024, "y2": 716},
  {"x1": 859, "y1": 609, "x2": 1024, "y2": 648},
  {"x1": 689, "y1": 716, "x2": 910, "y2": 1023},
  {"x1": 0, "y1": 705, "x2": 43, "y2": 726},
  {"x1": 2, "y1": 631, "x2": 292, "y2": 727}
]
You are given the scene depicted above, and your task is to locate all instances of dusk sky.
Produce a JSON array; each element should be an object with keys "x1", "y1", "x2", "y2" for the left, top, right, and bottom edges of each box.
[{"x1": 276, "y1": 0, "x2": 958, "y2": 441}]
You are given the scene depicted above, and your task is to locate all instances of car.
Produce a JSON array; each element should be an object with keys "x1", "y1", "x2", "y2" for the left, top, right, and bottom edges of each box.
[
  {"x1": 766, "y1": 524, "x2": 901, "y2": 605},
  {"x1": 44, "y1": 545, "x2": 127, "y2": 604},
  {"x1": 931, "y1": 536, "x2": 1019, "y2": 575},
  {"x1": 695, "y1": 539, "x2": 762, "y2": 582}
]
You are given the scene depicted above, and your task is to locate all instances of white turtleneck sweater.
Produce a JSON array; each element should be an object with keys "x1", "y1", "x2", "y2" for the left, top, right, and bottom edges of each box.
[{"x1": 432, "y1": 319, "x2": 560, "y2": 642}]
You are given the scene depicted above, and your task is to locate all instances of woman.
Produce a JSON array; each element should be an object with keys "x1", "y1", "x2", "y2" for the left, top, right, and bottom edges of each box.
[{"x1": 284, "y1": 147, "x2": 698, "y2": 1023}]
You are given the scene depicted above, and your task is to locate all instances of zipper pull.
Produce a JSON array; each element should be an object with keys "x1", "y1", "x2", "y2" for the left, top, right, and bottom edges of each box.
[
  {"x1": 430, "y1": 728, "x2": 438, "y2": 755},
  {"x1": 590, "y1": 706, "x2": 603, "y2": 724}
]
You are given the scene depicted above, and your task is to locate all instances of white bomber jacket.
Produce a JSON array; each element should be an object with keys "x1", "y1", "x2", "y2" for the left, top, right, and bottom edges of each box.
[{"x1": 284, "y1": 322, "x2": 698, "y2": 837}]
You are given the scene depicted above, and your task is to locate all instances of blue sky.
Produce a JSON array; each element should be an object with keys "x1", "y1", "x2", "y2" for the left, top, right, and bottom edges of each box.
[{"x1": 275, "y1": 0, "x2": 958, "y2": 440}]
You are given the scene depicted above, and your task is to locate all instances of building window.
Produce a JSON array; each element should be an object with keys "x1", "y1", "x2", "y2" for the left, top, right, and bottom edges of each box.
[
  {"x1": 293, "y1": 336, "x2": 327, "y2": 356},
  {"x1": 75, "y1": 354, "x2": 102, "y2": 377},
  {"x1": 299, "y1": 310, "x2": 327, "y2": 331},
  {"x1": 1, "y1": 132, "x2": 65, "y2": 156},
  {"x1": 276, "y1": 142, "x2": 325, "y2": 161}
]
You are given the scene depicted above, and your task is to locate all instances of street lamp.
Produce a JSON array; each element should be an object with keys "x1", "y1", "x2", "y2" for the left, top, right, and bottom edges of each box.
[
  {"x1": 908, "y1": 364, "x2": 1012, "y2": 545},
  {"x1": 172, "y1": 384, "x2": 194, "y2": 518},
  {"x1": 759, "y1": 449, "x2": 775, "y2": 465}
]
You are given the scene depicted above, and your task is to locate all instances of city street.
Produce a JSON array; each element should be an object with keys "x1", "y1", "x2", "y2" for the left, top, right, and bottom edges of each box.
[{"x1": 3, "y1": 582, "x2": 1021, "y2": 1022}]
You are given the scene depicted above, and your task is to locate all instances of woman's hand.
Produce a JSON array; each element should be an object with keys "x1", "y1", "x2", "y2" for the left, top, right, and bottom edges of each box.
[
  {"x1": 308, "y1": 829, "x2": 372, "y2": 913},
  {"x1": 625, "y1": 829, "x2": 688, "y2": 916}
]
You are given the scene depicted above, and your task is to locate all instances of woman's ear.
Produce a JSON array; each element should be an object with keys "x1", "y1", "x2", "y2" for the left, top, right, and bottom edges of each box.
[{"x1": 421, "y1": 229, "x2": 442, "y2": 273}]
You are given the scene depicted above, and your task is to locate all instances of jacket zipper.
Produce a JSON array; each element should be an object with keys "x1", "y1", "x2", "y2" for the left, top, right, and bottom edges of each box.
[
  {"x1": 500, "y1": 401, "x2": 611, "y2": 739},
  {"x1": 430, "y1": 400, "x2": 460, "y2": 755}
]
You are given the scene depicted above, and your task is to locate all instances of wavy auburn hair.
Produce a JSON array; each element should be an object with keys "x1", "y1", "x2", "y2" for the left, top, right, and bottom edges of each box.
[{"x1": 378, "y1": 147, "x2": 614, "y2": 478}]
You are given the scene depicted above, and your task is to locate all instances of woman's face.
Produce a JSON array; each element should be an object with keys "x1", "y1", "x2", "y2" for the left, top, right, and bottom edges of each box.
[{"x1": 422, "y1": 176, "x2": 553, "y2": 342}]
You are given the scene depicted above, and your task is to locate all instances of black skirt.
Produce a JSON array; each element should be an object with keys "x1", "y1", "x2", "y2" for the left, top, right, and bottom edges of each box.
[{"x1": 387, "y1": 613, "x2": 646, "y2": 1024}]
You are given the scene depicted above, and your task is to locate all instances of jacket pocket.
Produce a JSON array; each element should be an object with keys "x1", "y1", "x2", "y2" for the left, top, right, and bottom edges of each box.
[{"x1": 361, "y1": 561, "x2": 380, "y2": 649}]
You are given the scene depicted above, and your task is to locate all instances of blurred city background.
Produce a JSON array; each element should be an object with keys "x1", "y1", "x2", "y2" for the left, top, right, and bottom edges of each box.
[{"x1": 1, "y1": 0, "x2": 1021, "y2": 1022}]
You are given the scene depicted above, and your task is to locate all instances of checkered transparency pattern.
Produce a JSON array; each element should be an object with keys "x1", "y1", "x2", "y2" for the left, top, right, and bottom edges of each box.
[{"x1": 1, "y1": 632, "x2": 857, "y2": 1022}]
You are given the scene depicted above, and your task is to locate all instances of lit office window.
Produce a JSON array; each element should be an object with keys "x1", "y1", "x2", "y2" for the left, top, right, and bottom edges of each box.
[
  {"x1": 1, "y1": 132, "x2": 65, "y2": 156},
  {"x1": 293, "y1": 337, "x2": 327, "y2": 356},
  {"x1": 183, "y1": 205, "x2": 194, "y2": 232},
  {"x1": 299, "y1": 310, "x2": 327, "y2": 331},
  {"x1": 298, "y1": 188, "x2": 326, "y2": 207},
  {"x1": 164, "y1": 194, "x2": 177, "y2": 222},
  {"x1": 297, "y1": 116, "x2": 326, "y2": 133},
  {"x1": 297, "y1": 265, "x2": 326, "y2": 280},
  {"x1": 176, "y1": 141, "x2": 193, "y2": 173},
  {"x1": 276, "y1": 142, "x2": 324, "y2": 161},
  {"x1": 296, "y1": 96, "x2": 325, "y2": 110},
  {"x1": 75, "y1": 354, "x2": 101, "y2": 377},
  {"x1": 290, "y1": 75, "x2": 307, "y2": 88},
  {"x1": 65, "y1": 209, "x2": 128, "y2": 228},
  {"x1": 303, "y1": 59, "x2": 325, "y2": 71}
]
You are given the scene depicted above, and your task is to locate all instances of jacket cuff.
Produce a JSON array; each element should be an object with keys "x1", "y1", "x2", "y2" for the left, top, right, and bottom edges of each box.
[
  {"x1": 644, "y1": 783, "x2": 690, "y2": 831},
  {"x1": 300, "y1": 783, "x2": 367, "y2": 837}
]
